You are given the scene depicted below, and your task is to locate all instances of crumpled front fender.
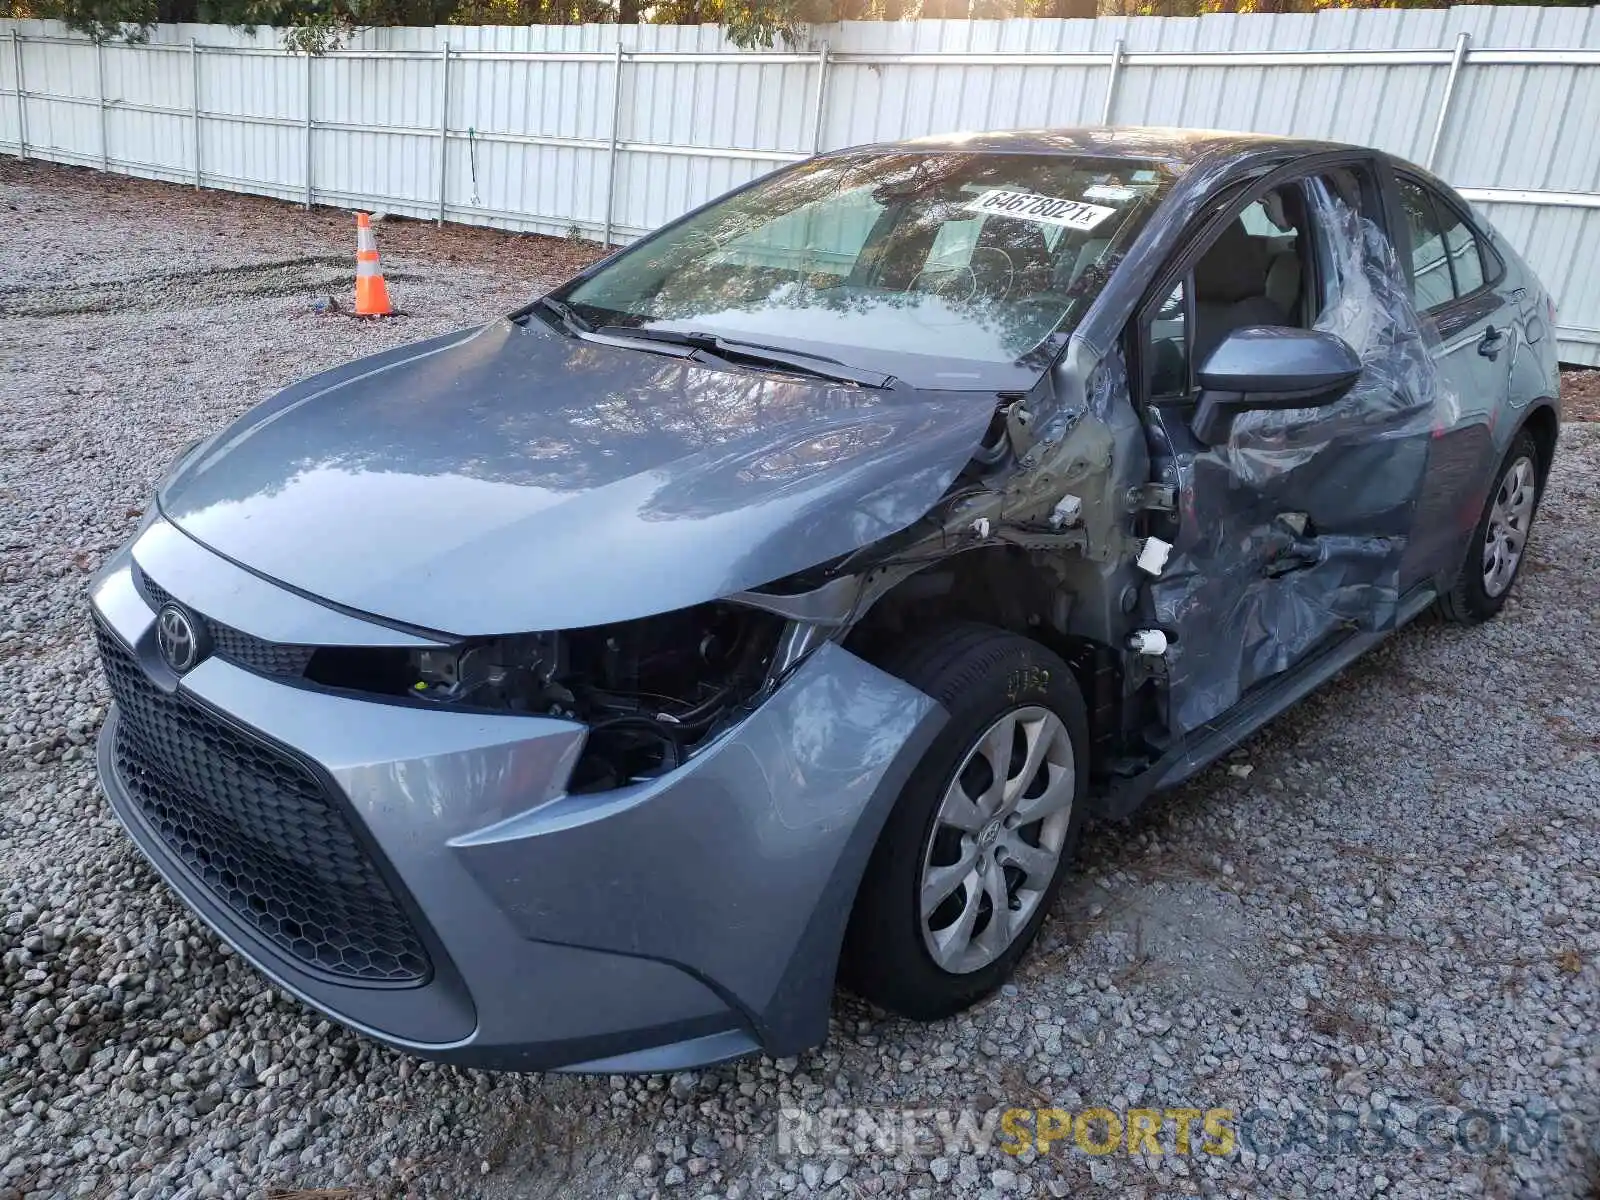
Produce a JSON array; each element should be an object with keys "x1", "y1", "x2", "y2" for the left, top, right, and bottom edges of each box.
[{"x1": 449, "y1": 640, "x2": 947, "y2": 1061}]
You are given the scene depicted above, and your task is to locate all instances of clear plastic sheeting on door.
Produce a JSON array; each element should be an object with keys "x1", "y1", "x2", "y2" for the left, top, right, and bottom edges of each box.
[
  {"x1": 1147, "y1": 180, "x2": 1459, "y2": 738},
  {"x1": 1224, "y1": 183, "x2": 1456, "y2": 483}
]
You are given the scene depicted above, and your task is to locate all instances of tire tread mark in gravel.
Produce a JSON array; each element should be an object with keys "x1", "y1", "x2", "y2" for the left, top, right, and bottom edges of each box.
[{"x1": 0, "y1": 255, "x2": 418, "y2": 318}]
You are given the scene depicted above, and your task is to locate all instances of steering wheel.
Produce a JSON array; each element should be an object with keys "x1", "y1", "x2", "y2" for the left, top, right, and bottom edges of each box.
[
  {"x1": 907, "y1": 246, "x2": 1019, "y2": 301},
  {"x1": 907, "y1": 261, "x2": 978, "y2": 302},
  {"x1": 965, "y1": 246, "x2": 1016, "y2": 301}
]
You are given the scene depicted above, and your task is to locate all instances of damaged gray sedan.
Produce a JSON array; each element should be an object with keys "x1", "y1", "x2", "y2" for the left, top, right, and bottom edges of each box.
[{"x1": 91, "y1": 128, "x2": 1560, "y2": 1072}]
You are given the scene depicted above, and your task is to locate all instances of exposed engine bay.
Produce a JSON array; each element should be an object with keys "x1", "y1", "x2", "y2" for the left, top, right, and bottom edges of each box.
[{"x1": 309, "y1": 605, "x2": 784, "y2": 794}]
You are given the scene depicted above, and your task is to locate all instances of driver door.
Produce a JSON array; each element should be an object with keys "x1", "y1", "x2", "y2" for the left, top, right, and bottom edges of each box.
[{"x1": 1136, "y1": 162, "x2": 1436, "y2": 737}]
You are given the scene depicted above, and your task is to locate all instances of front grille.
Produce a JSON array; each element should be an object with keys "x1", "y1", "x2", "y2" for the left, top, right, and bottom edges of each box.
[
  {"x1": 138, "y1": 571, "x2": 315, "y2": 679},
  {"x1": 209, "y1": 626, "x2": 317, "y2": 677},
  {"x1": 95, "y1": 620, "x2": 430, "y2": 984}
]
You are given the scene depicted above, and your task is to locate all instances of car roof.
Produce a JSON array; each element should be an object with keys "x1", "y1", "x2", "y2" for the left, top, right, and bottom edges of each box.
[{"x1": 827, "y1": 125, "x2": 1360, "y2": 170}]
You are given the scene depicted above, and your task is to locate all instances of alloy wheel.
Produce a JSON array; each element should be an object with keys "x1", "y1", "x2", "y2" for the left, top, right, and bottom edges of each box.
[
  {"x1": 1482, "y1": 455, "x2": 1537, "y2": 598},
  {"x1": 918, "y1": 705, "x2": 1075, "y2": 975}
]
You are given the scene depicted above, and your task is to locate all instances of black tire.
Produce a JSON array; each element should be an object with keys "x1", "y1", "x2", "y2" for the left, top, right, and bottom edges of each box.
[
  {"x1": 1437, "y1": 429, "x2": 1543, "y2": 625},
  {"x1": 841, "y1": 623, "x2": 1090, "y2": 1021}
]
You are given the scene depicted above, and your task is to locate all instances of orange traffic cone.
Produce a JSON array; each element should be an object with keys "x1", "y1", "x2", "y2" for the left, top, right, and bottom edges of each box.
[{"x1": 353, "y1": 212, "x2": 394, "y2": 317}]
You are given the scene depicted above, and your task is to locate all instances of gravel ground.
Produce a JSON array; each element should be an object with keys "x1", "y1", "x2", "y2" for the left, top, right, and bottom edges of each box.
[
  {"x1": 1, "y1": 160, "x2": 1596, "y2": 1200},
  {"x1": 1564, "y1": 369, "x2": 1600, "y2": 423}
]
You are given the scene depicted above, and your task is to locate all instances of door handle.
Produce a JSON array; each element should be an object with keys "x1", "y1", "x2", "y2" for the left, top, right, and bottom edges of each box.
[{"x1": 1478, "y1": 325, "x2": 1506, "y2": 360}]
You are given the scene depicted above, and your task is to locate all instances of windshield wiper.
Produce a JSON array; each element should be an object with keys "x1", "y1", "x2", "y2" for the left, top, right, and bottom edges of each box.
[
  {"x1": 537, "y1": 295, "x2": 594, "y2": 334},
  {"x1": 592, "y1": 325, "x2": 898, "y2": 390}
]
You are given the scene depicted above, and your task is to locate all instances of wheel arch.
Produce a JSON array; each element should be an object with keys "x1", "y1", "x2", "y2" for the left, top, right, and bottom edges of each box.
[
  {"x1": 845, "y1": 546, "x2": 1126, "y2": 779},
  {"x1": 1517, "y1": 399, "x2": 1560, "y2": 488}
]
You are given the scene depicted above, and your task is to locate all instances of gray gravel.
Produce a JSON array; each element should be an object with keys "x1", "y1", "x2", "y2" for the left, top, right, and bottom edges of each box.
[{"x1": 1, "y1": 160, "x2": 1596, "y2": 1200}]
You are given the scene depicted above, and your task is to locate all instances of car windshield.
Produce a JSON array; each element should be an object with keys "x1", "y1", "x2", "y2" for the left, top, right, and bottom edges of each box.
[{"x1": 560, "y1": 150, "x2": 1176, "y2": 390}]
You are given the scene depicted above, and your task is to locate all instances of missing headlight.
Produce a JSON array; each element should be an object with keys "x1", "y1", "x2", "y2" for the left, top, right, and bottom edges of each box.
[
  {"x1": 561, "y1": 604, "x2": 782, "y2": 792},
  {"x1": 304, "y1": 604, "x2": 783, "y2": 793},
  {"x1": 410, "y1": 633, "x2": 569, "y2": 710}
]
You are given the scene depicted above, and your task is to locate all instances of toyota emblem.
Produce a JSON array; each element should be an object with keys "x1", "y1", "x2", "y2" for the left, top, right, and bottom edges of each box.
[{"x1": 155, "y1": 603, "x2": 208, "y2": 674}]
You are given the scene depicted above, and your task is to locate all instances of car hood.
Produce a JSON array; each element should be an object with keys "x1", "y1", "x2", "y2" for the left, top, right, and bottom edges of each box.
[{"x1": 159, "y1": 317, "x2": 998, "y2": 635}]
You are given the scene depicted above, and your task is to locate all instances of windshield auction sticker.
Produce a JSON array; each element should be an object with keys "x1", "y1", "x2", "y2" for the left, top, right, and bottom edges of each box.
[{"x1": 962, "y1": 189, "x2": 1117, "y2": 230}]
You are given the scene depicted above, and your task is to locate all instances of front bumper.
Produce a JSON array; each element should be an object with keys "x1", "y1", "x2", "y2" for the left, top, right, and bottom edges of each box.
[{"x1": 91, "y1": 521, "x2": 944, "y2": 1071}]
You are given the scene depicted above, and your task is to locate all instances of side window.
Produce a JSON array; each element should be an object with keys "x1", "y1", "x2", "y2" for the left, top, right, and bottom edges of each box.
[
  {"x1": 1399, "y1": 181, "x2": 1453, "y2": 312},
  {"x1": 1141, "y1": 181, "x2": 1310, "y2": 399},
  {"x1": 1139, "y1": 166, "x2": 1383, "y2": 406},
  {"x1": 1237, "y1": 202, "x2": 1283, "y2": 238},
  {"x1": 1398, "y1": 178, "x2": 1491, "y2": 312},
  {"x1": 1148, "y1": 279, "x2": 1189, "y2": 396},
  {"x1": 1314, "y1": 166, "x2": 1367, "y2": 219},
  {"x1": 1438, "y1": 206, "x2": 1486, "y2": 296},
  {"x1": 1189, "y1": 185, "x2": 1308, "y2": 368}
]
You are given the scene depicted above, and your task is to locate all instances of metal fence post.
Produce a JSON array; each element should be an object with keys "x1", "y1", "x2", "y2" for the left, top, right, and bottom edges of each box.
[
  {"x1": 304, "y1": 53, "x2": 313, "y2": 209},
  {"x1": 96, "y1": 39, "x2": 109, "y2": 171},
  {"x1": 811, "y1": 41, "x2": 830, "y2": 155},
  {"x1": 602, "y1": 40, "x2": 625, "y2": 247},
  {"x1": 436, "y1": 42, "x2": 450, "y2": 226},
  {"x1": 1101, "y1": 38, "x2": 1125, "y2": 126},
  {"x1": 190, "y1": 38, "x2": 201, "y2": 189},
  {"x1": 1426, "y1": 31, "x2": 1471, "y2": 171},
  {"x1": 11, "y1": 30, "x2": 26, "y2": 161}
]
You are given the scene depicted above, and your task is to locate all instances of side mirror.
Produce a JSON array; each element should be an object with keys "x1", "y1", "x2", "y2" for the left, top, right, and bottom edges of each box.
[{"x1": 1191, "y1": 327, "x2": 1362, "y2": 445}]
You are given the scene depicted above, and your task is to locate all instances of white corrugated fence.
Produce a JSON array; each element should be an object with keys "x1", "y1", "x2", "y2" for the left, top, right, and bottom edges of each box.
[{"x1": 3, "y1": 7, "x2": 1598, "y2": 364}]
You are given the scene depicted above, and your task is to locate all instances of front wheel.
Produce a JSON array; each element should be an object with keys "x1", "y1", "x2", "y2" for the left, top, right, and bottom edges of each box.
[{"x1": 841, "y1": 624, "x2": 1089, "y2": 1020}]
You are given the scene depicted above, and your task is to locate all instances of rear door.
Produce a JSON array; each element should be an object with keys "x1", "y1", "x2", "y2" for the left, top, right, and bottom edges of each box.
[{"x1": 1386, "y1": 171, "x2": 1514, "y2": 588}]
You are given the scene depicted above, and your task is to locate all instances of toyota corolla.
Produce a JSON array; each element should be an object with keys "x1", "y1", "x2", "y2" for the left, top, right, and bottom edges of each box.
[{"x1": 91, "y1": 128, "x2": 1559, "y2": 1072}]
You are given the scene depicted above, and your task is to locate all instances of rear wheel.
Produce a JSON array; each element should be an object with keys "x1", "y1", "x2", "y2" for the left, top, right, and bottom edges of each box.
[
  {"x1": 1438, "y1": 430, "x2": 1542, "y2": 624},
  {"x1": 842, "y1": 624, "x2": 1089, "y2": 1020}
]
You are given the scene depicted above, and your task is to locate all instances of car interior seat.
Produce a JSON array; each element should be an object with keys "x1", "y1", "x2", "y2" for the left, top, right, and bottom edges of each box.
[
  {"x1": 1056, "y1": 236, "x2": 1111, "y2": 292},
  {"x1": 1266, "y1": 251, "x2": 1303, "y2": 323},
  {"x1": 1192, "y1": 218, "x2": 1293, "y2": 367},
  {"x1": 1259, "y1": 189, "x2": 1305, "y2": 324}
]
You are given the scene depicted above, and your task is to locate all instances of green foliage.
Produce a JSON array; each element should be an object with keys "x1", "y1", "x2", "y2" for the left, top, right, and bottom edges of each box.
[
  {"x1": 268, "y1": 0, "x2": 458, "y2": 52},
  {"x1": 20, "y1": 0, "x2": 164, "y2": 42},
  {"x1": 448, "y1": 0, "x2": 615, "y2": 23},
  {"x1": 711, "y1": 0, "x2": 829, "y2": 48},
  {"x1": 9, "y1": 0, "x2": 1591, "y2": 55}
]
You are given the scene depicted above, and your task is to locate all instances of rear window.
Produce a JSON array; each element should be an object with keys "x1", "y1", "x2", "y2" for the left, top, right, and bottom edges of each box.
[{"x1": 1398, "y1": 177, "x2": 1495, "y2": 312}]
